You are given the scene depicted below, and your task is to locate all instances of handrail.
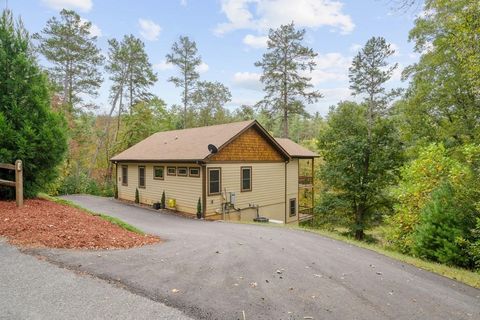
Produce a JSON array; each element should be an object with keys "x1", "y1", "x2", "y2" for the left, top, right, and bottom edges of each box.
[{"x1": 0, "y1": 160, "x2": 23, "y2": 207}]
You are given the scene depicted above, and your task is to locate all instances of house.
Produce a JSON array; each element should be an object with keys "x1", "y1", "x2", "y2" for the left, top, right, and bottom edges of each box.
[{"x1": 110, "y1": 120, "x2": 318, "y2": 224}]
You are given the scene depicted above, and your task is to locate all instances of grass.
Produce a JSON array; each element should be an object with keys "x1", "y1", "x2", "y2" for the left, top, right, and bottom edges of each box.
[{"x1": 38, "y1": 193, "x2": 145, "y2": 235}]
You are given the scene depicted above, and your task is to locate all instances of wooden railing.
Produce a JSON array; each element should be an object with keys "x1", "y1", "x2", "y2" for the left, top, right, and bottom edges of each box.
[
  {"x1": 299, "y1": 206, "x2": 314, "y2": 222},
  {"x1": 299, "y1": 206, "x2": 313, "y2": 215},
  {"x1": 299, "y1": 175, "x2": 313, "y2": 185},
  {"x1": 0, "y1": 160, "x2": 23, "y2": 207}
]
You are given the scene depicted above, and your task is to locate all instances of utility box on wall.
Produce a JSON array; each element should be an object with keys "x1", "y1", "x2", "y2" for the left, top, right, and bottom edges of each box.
[{"x1": 229, "y1": 192, "x2": 236, "y2": 205}]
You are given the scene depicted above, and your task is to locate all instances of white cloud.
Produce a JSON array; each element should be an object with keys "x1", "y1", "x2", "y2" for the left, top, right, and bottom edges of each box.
[
  {"x1": 390, "y1": 43, "x2": 400, "y2": 56},
  {"x1": 322, "y1": 87, "x2": 352, "y2": 102},
  {"x1": 309, "y1": 52, "x2": 351, "y2": 85},
  {"x1": 349, "y1": 43, "x2": 362, "y2": 53},
  {"x1": 180, "y1": 0, "x2": 188, "y2": 6},
  {"x1": 42, "y1": 0, "x2": 92, "y2": 11},
  {"x1": 197, "y1": 62, "x2": 210, "y2": 73},
  {"x1": 80, "y1": 18, "x2": 102, "y2": 37},
  {"x1": 232, "y1": 72, "x2": 262, "y2": 90},
  {"x1": 154, "y1": 60, "x2": 174, "y2": 71},
  {"x1": 390, "y1": 63, "x2": 404, "y2": 82},
  {"x1": 215, "y1": 0, "x2": 354, "y2": 36},
  {"x1": 138, "y1": 19, "x2": 161, "y2": 41},
  {"x1": 243, "y1": 34, "x2": 268, "y2": 49}
]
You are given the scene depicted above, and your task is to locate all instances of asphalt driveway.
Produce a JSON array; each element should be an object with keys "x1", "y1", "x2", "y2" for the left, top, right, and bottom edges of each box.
[
  {"x1": 27, "y1": 195, "x2": 480, "y2": 320},
  {"x1": 0, "y1": 238, "x2": 192, "y2": 320}
]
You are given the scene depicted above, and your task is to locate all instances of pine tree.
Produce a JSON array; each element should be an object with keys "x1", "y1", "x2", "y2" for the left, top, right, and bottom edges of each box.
[
  {"x1": 166, "y1": 36, "x2": 201, "y2": 129},
  {"x1": 107, "y1": 35, "x2": 157, "y2": 111},
  {"x1": 33, "y1": 9, "x2": 104, "y2": 111},
  {"x1": 349, "y1": 36, "x2": 400, "y2": 131},
  {"x1": 91, "y1": 35, "x2": 157, "y2": 177},
  {"x1": 0, "y1": 10, "x2": 67, "y2": 198},
  {"x1": 255, "y1": 22, "x2": 322, "y2": 138}
]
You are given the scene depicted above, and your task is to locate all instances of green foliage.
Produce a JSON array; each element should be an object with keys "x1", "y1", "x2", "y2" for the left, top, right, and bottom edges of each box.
[
  {"x1": 412, "y1": 183, "x2": 473, "y2": 267},
  {"x1": 255, "y1": 22, "x2": 322, "y2": 138},
  {"x1": 400, "y1": 0, "x2": 480, "y2": 149},
  {"x1": 135, "y1": 188, "x2": 139, "y2": 204},
  {"x1": 191, "y1": 81, "x2": 232, "y2": 126},
  {"x1": 317, "y1": 101, "x2": 404, "y2": 239},
  {"x1": 116, "y1": 98, "x2": 172, "y2": 150},
  {"x1": 0, "y1": 10, "x2": 67, "y2": 199},
  {"x1": 197, "y1": 197, "x2": 202, "y2": 217},
  {"x1": 33, "y1": 9, "x2": 104, "y2": 110},
  {"x1": 161, "y1": 190, "x2": 165, "y2": 209},
  {"x1": 470, "y1": 219, "x2": 480, "y2": 270},
  {"x1": 52, "y1": 171, "x2": 113, "y2": 197},
  {"x1": 385, "y1": 144, "x2": 475, "y2": 252}
]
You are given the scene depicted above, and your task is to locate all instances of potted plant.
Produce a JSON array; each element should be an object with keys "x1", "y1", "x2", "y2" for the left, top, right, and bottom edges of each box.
[
  {"x1": 135, "y1": 188, "x2": 139, "y2": 204},
  {"x1": 153, "y1": 202, "x2": 161, "y2": 210},
  {"x1": 161, "y1": 191, "x2": 166, "y2": 209},
  {"x1": 196, "y1": 197, "x2": 202, "y2": 219}
]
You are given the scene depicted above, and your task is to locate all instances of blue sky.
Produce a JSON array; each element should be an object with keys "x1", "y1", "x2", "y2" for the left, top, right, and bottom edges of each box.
[{"x1": 5, "y1": 0, "x2": 421, "y2": 116}]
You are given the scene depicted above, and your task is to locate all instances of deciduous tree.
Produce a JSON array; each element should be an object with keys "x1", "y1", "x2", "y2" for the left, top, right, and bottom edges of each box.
[
  {"x1": 317, "y1": 101, "x2": 403, "y2": 240},
  {"x1": 191, "y1": 81, "x2": 232, "y2": 126}
]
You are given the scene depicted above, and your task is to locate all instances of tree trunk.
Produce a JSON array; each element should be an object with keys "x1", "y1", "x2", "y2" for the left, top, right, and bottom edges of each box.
[
  {"x1": 282, "y1": 56, "x2": 289, "y2": 138},
  {"x1": 88, "y1": 88, "x2": 122, "y2": 178},
  {"x1": 184, "y1": 69, "x2": 188, "y2": 129},
  {"x1": 355, "y1": 203, "x2": 365, "y2": 240}
]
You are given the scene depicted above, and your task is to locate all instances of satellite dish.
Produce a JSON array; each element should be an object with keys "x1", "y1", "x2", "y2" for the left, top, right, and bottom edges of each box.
[{"x1": 208, "y1": 144, "x2": 218, "y2": 154}]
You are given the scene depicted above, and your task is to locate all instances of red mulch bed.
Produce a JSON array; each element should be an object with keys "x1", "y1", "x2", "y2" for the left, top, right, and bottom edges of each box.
[{"x1": 0, "y1": 199, "x2": 160, "y2": 249}]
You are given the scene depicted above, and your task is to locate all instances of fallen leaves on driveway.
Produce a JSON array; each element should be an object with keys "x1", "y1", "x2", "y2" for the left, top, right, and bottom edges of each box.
[{"x1": 0, "y1": 199, "x2": 159, "y2": 249}]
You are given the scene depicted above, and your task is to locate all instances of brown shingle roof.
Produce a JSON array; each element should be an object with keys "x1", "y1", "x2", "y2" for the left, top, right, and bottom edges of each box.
[
  {"x1": 275, "y1": 138, "x2": 319, "y2": 158},
  {"x1": 111, "y1": 120, "x2": 317, "y2": 162}
]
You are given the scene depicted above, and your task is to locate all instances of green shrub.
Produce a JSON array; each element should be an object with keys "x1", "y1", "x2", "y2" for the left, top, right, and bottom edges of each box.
[
  {"x1": 470, "y1": 218, "x2": 480, "y2": 270},
  {"x1": 197, "y1": 197, "x2": 202, "y2": 218},
  {"x1": 386, "y1": 144, "x2": 474, "y2": 253},
  {"x1": 54, "y1": 172, "x2": 114, "y2": 197},
  {"x1": 135, "y1": 188, "x2": 139, "y2": 204},
  {"x1": 161, "y1": 190, "x2": 165, "y2": 208},
  {"x1": 412, "y1": 183, "x2": 473, "y2": 267}
]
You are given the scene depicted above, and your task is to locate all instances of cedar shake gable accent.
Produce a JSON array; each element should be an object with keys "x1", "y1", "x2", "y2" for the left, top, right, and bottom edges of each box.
[{"x1": 209, "y1": 126, "x2": 284, "y2": 161}]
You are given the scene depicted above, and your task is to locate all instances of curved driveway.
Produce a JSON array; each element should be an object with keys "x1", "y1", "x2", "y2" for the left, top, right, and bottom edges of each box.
[{"x1": 31, "y1": 195, "x2": 480, "y2": 320}]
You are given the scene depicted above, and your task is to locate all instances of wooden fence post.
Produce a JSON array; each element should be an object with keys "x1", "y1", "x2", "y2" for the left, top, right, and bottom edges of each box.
[{"x1": 15, "y1": 160, "x2": 23, "y2": 208}]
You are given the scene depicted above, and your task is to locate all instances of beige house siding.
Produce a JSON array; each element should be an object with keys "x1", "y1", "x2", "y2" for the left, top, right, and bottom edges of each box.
[
  {"x1": 205, "y1": 162, "x2": 286, "y2": 222},
  {"x1": 117, "y1": 163, "x2": 202, "y2": 214},
  {"x1": 286, "y1": 159, "x2": 299, "y2": 224}
]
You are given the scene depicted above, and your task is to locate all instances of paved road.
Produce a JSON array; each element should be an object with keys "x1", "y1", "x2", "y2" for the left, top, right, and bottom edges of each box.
[
  {"x1": 0, "y1": 238, "x2": 192, "y2": 320},
  {"x1": 26, "y1": 195, "x2": 480, "y2": 320}
]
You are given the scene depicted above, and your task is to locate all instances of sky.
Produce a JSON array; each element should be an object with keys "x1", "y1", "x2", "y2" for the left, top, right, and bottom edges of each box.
[{"x1": 5, "y1": 0, "x2": 422, "y2": 116}]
